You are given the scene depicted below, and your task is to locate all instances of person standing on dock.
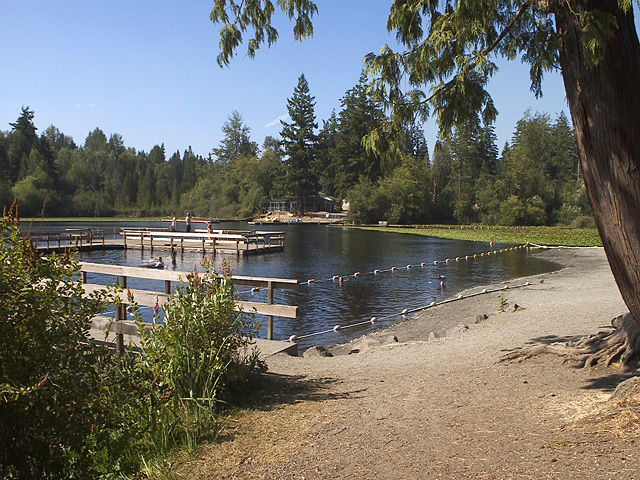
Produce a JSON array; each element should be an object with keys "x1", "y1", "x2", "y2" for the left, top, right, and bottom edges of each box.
[
  {"x1": 170, "y1": 212, "x2": 177, "y2": 232},
  {"x1": 185, "y1": 212, "x2": 191, "y2": 232}
]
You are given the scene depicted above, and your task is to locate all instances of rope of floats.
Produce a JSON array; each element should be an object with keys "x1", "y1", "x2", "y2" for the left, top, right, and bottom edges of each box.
[
  {"x1": 297, "y1": 244, "x2": 531, "y2": 287},
  {"x1": 236, "y1": 243, "x2": 571, "y2": 299},
  {"x1": 287, "y1": 280, "x2": 534, "y2": 343},
  {"x1": 234, "y1": 243, "x2": 534, "y2": 299}
]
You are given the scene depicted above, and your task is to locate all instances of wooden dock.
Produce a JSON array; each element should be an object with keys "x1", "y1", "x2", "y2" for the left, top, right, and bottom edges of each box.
[
  {"x1": 121, "y1": 228, "x2": 285, "y2": 256},
  {"x1": 25, "y1": 227, "x2": 286, "y2": 257},
  {"x1": 81, "y1": 262, "x2": 299, "y2": 357}
]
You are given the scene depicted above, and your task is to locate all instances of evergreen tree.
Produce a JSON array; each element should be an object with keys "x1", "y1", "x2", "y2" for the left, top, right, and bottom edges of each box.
[
  {"x1": 8, "y1": 107, "x2": 38, "y2": 182},
  {"x1": 280, "y1": 73, "x2": 318, "y2": 214},
  {"x1": 212, "y1": 111, "x2": 258, "y2": 164},
  {"x1": 331, "y1": 75, "x2": 384, "y2": 200}
]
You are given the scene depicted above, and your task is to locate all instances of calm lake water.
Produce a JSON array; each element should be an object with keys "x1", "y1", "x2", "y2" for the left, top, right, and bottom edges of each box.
[{"x1": 23, "y1": 220, "x2": 558, "y2": 350}]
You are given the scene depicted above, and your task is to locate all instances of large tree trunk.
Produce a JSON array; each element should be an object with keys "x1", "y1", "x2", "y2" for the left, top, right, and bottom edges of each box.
[{"x1": 555, "y1": 2, "x2": 640, "y2": 327}]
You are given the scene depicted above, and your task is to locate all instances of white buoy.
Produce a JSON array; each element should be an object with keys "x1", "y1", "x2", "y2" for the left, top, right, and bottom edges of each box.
[
  {"x1": 370, "y1": 316, "x2": 377, "y2": 324},
  {"x1": 481, "y1": 288, "x2": 487, "y2": 293},
  {"x1": 391, "y1": 266, "x2": 397, "y2": 271},
  {"x1": 434, "y1": 260, "x2": 438, "y2": 265},
  {"x1": 402, "y1": 308, "x2": 409, "y2": 316},
  {"x1": 457, "y1": 294, "x2": 462, "y2": 299},
  {"x1": 333, "y1": 325, "x2": 341, "y2": 331},
  {"x1": 525, "y1": 281, "x2": 531, "y2": 286},
  {"x1": 407, "y1": 264, "x2": 412, "y2": 269},
  {"x1": 429, "y1": 301, "x2": 436, "y2": 307},
  {"x1": 374, "y1": 269, "x2": 380, "y2": 274},
  {"x1": 289, "y1": 335, "x2": 298, "y2": 343},
  {"x1": 456, "y1": 257, "x2": 460, "y2": 261}
]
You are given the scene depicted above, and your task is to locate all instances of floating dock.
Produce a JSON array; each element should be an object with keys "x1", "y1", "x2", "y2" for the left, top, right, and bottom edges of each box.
[
  {"x1": 121, "y1": 228, "x2": 285, "y2": 255},
  {"x1": 25, "y1": 227, "x2": 286, "y2": 256}
]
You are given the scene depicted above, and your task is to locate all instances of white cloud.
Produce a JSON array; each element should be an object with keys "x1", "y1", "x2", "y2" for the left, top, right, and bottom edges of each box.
[{"x1": 265, "y1": 114, "x2": 289, "y2": 129}]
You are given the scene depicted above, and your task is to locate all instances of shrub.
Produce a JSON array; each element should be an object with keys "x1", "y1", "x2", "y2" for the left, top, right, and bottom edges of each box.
[
  {"x1": 136, "y1": 260, "x2": 265, "y2": 452},
  {"x1": 0, "y1": 202, "x2": 143, "y2": 479}
]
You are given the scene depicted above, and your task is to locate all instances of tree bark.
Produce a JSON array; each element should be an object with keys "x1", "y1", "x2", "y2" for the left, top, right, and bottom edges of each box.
[{"x1": 555, "y1": 2, "x2": 640, "y2": 327}]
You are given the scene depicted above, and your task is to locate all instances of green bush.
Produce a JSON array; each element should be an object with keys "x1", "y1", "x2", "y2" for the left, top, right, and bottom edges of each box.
[
  {"x1": 0, "y1": 203, "x2": 144, "y2": 478},
  {"x1": 1, "y1": 204, "x2": 267, "y2": 477},
  {"x1": 136, "y1": 260, "x2": 265, "y2": 452}
]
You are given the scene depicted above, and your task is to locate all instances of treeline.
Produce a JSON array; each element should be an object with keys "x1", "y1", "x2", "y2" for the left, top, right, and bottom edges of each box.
[{"x1": 0, "y1": 74, "x2": 589, "y2": 225}]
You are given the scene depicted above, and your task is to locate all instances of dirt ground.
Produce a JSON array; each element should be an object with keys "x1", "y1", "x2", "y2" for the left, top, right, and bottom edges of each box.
[{"x1": 173, "y1": 247, "x2": 640, "y2": 479}]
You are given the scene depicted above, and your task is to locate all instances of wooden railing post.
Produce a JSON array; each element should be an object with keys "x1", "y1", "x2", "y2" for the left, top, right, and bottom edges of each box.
[
  {"x1": 140, "y1": 232, "x2": 144, "y2": 251},
  {"x1": 267, "y1": 280, "x2": 274, "y2": 340},
  {"x1": 115, "y1": 275, "x2": 128, "y2": 354}
]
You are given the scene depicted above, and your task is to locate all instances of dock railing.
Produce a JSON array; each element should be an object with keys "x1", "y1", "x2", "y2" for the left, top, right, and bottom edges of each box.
[
  {"x1": 80, "y1": 262, "x2": 299, "y2": 352},
  {"x1": 22, "y1": 228, "x2": 106, "y2": 251}
]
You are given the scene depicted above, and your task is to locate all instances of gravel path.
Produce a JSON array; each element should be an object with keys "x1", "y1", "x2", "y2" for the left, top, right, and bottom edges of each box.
[{"x1": 180, "y1": 247, "x2": 639, "y2": 479}]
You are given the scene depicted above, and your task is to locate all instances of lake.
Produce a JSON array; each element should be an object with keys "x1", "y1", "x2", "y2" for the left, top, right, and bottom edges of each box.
[{"x1": 22, "y1": 220, "x2": 558, "y2": 350}]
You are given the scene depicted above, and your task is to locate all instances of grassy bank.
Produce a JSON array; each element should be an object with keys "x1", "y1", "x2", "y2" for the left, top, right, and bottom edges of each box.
[{"x1": 355, "y1": 225, "x2": 602, "y2": 247}]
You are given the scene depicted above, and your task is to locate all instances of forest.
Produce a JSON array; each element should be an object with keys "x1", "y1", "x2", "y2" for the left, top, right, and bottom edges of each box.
[{"x1": 0, "y1": 74, "x2": 589, "y2": 226}]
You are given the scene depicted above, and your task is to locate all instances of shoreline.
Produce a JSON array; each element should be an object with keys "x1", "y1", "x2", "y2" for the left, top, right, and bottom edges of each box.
[{"x1": 190, "y1": 246, "x2": 640, "y2": 479}]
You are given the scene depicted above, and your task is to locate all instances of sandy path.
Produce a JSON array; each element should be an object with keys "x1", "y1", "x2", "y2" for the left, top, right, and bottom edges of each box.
[{"x1": 184, "y1": 248, "x2": 639, "y2": 479}]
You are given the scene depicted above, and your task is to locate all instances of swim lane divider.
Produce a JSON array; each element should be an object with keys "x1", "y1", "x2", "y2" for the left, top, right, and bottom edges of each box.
[{"x1": 287, "y1": 280, "x2": 534, "y2": 343}]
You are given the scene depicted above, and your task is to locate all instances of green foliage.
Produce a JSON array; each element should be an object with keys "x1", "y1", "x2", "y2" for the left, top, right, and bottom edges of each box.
[
  {"x1": 0, "y1": 203, "x2": 143, "y2": 478},
  {"x1": 497, "y1": 293, "x2": 509, "y2": 312},
  {"x1": 212, "y1": 111, "x2": 258, "y2": 165},
  {"x1": 210, "y1": 0, "x2": 318, "y2": 67},
  {"x1": 280, "y1": 73, "x2": 319, "y2": 213},
  {"x1": 363, "y1": 225, "x2": 602, "y2": 247},
  {"x1": 137, "y1": 261, "x2": 265, "y2": 451},
  {"x1": 0, "y1": 203, "x2": 268, "y2": 477}
]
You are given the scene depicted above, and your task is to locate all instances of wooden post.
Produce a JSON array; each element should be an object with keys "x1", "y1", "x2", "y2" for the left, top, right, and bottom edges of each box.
[
  {"x1": 123, "y1": 232, "x2": 127, "y2": 250},
  {"x1": 181, "y1": 236, "x2": 184, "y2": 252},
  {"x1": 165, "y1": 280, "x2": 171, "y2": 294},
  {"x1": 213, "y1": 237, "x2": 216, "y2": 255},
  {"x1": 236, "y1": 239, "x2": 239, "y2": 255},
  {"x1": 140, "y1": 232, "x2": 144, "y2": 251},
  {"x1": 202, "y1": 237, "x2": 205, "y2": 253},
  {"x1": 89, "y1": 230, "x2": 93, "y2": 249},
  {"x1": 57, "y1": 234, "x2": 61, "y2": 250},
  {"x1": 150, "y1": 235, "x2": 154, "y2": 252},
  {"x1": 116, "y1": 275, "x2": 128, "y2": 354},
  {"x1": 267, "y1": 280, "x2": 274, "y2": 340}
]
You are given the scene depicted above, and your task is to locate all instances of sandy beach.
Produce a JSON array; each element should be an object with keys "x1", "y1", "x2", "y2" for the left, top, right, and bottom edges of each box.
[{"x1": 181, "y1": 247, "x2": 639, "y2": 479}]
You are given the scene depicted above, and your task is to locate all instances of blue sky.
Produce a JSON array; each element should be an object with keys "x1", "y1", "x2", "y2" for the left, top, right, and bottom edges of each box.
[{"x1": 1, "y1": 1, "x2": 572, "y2": 159}]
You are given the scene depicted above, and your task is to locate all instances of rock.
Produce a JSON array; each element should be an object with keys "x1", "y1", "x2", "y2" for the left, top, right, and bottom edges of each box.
[
  {"x1": 513, "y1": 304, "x2": 520, "y2": 312},
  {"x1": 348, "y1": 348, "x2": 360, "y2": 355},
  {"x1": 303, "y1": 345, "x2": 333, "y2": 358},
  {"x1": 475, "y1": 314, "x2": 488, "y2": 324},
  {"x1": 428, "y1": 331, "x2": 439, "y2": 341},
  {"x1": 610, "y1": 376, "x2": 640, "y2": 401}
]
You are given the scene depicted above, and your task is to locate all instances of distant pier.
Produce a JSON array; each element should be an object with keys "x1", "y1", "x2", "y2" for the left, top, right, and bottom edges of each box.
[{"x1": 24, "y1": 227, "x2": 285, "y2": 256}]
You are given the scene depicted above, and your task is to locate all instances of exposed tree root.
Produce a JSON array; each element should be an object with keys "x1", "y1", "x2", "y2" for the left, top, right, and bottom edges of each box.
[{"x1": 499, "y1": 314, "x2": 640, "y2": 371}]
